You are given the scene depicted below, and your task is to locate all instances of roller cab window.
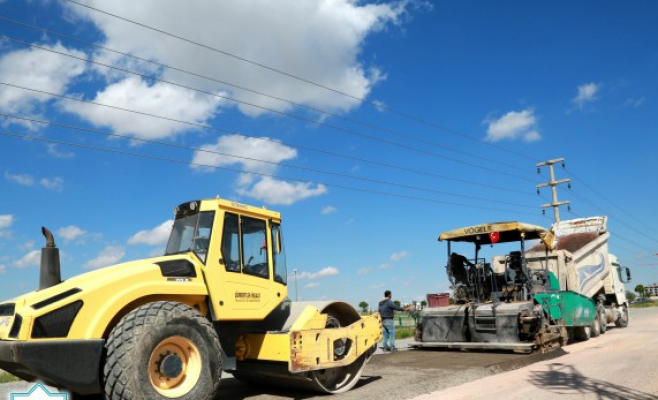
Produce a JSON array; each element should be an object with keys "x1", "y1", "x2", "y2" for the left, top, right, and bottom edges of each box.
[
  {"x1": 220, "y1": 213, "x2": 270, "y2": 279},
  {"x1": 241, "y1": 217, "x2": 269, "y2": 279},
  {"x1": 271, "y1": 223, "x2": 287, "y2": 285},
  {"x1": 165, "y1": 210, "x2": 215, "y2": 264}
]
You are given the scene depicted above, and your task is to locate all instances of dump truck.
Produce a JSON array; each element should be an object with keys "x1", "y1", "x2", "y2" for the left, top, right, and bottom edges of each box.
[
  {"x1": 412, "y1": 221, "x2": 602, "y2": 353},
  {"x1": 0, "y1": 198, "x2": 381, "y2": 399},
  {"x1": 524, "y1": 216, "x2": 632, "y2": 335}
]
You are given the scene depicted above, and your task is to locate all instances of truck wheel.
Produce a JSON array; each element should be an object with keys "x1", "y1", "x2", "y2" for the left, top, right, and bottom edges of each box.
[
  {"x1": 615, "y1": 305, "x2": 629, "y2": 328},
  {"x1": 590, "y1": 311, "x2": 601, "y2": 338},
  {"x1": 599, "y1": 306, "x2": 607, "y2": 334},
  {"x1": 576, "y1": 325, "x2": 591, "y2": 341},
  {"x1": 104, "y1": 301, "x2": 221, "y2": 400}
]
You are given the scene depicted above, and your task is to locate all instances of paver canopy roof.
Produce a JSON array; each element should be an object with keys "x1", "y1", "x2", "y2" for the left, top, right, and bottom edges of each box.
[{"x1": 438, "y1": 221, "x2": 554, "y2": 250}]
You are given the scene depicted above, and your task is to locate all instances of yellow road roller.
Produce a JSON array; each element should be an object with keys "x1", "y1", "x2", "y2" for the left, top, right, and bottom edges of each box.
[{"x1": 0, "y1": 198, "x2": 381, "y2": 399}]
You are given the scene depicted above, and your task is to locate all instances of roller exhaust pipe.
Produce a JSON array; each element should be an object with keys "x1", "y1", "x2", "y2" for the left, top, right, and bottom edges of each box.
[{"x1": 40, "y1": 227, "x2": 62, "y2": 290}]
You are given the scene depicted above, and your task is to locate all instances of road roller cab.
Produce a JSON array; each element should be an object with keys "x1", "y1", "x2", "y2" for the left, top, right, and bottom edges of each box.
[{"x1": 0, "y1": 198, "x2": 381, "y2": 399}]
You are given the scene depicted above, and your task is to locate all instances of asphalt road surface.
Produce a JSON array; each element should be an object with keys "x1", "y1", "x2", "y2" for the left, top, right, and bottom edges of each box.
[
  {"x1": 414, "y1": 307, "x2": 658, "y2": 400},
  {"x1": 1, "y1": 308, "x2": 656, "y2": 400}
]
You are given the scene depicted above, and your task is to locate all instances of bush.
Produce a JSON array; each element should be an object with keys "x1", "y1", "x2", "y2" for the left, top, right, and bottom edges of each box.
[{"x1": 0, "y1": 372, "x2": 21, "y2": 383}]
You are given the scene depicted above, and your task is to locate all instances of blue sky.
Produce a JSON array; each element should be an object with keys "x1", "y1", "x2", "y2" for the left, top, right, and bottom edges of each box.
[{"x1": 0, "y1": 0, "x2": 656, "y2": 308}]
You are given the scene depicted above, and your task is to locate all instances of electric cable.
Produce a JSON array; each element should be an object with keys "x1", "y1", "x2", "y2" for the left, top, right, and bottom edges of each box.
[
  {"x1": 61, "y1": 0, "x2": 537, "y2": 162},
  {"x1": 0, "y1": 81, "x2": 536, "y2": 197},
  {"x1": 0, "y1": 112, "x2": 539, "y2": 209},
  {"x1": 0, "y1": 15, "x2": 528, "y2": 173},
  {"x1": 0, "y1": 34, "x2": 537, "y2": 183},
  {"x1": 0, "y1": 130, "x2": 541, "y2": 216}
]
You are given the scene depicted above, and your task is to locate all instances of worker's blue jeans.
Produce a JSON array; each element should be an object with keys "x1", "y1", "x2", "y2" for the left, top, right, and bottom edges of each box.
[{"x1": 382, "y1": 318, "x2": 396, "y2": 349}]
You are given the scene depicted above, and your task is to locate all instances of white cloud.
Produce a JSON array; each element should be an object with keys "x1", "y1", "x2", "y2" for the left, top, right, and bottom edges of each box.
[
  {"x1": 18, "y1": 241, "x2": 35, "y2": 252},
  {"x1": 4, "y1": 172, "x2": 64, "y2": 190},
  {"x1": 523, "y1": 130, "x2": 542, "y2": 143},
  {"x1": 299, "y1": 266, "x2": 339, "y2": 280},
  {"x1": 304, "y1": 282, "x2": 320, "y2": 289},
  {"x1": 193, "y1": 135, "x2": 325, "y2": 204},
  {"x1": 14, "y1": 250, "x2": 41, "y2": 268},
  {"x1": 192, "y1": 134, "x2": 297, "y2": 174},
  {"x1": 370, "y1": 283, "x2": 386, "y2": 290},
  {"x1": 0, "y1": 42, "x2": 86, "y2": 127},
  {"x1": 484, "y1": 109, "x2": 541, "y2": 143},
  {"x1": 572, "y1": 82, "x2": 600, "y2": 108},
  {"x1": 63, "y1": 77, "x2": 221, "y2": 141},
  {"x1": 128, "y1": 220, "x2": 173, "y2": 246},
  {"x1": 57, "y1": 225, "x2": 86, "y2": 243},
  {"x1": 379, "y1": 263, "x2": 394, "y2": 270},
  {"x1": 624, "y1": 97, "x2": 645, "y2": 108},
  {"x1": 47, "y1": 144, "x2": 75, "y2": 159},
  {"x1": 0, "y1": 215, "x2": 14, "y2": 229},
  {"x1": 84, "y1": 245, "x2": 125, "y2": 269},
  {"x1": 5, "y1": 171, "x2": 34, "y2": 187},
  {"x1": 0, "y1": 265, "x2": 6, "y2": 275},
  {"x1": 322, "y1": 206, "x2": 337, "y2": 215},
  {"x1": 357, "y1": 267, "x2": 373, "y2": 275},
  {"x1": 390, "y1": 251, "x2": 408, "y2": 261},
  {"x1": 66, "y1": 0, "x2": 413, "y2": 118},
  {"x1": 237, "y1": 177, "x2": 327, "y2": 206},
  {"x1": 40, "y1": 177, "x2": 64, "y2": 191},
  {"x1": 372, "y1": 100, "x2": 387, "y2": 112}
]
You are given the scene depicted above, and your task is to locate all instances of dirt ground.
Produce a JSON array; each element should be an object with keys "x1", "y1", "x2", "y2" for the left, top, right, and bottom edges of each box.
[{"x1": 1, "y1": 308, "x2": 654, "y2": 400}]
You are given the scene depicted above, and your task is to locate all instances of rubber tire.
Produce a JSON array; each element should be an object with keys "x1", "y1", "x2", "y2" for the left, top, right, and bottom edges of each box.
[
  {"x1": 599, "y1": 307, "x2": 607, "y2": 334},
  {"x1": 103, "y1": 301, "x2": 222, "y2": 400},
  {"x1": 615, "y1": 305, "x2": 629, "y2": 328},
  {"x1": 577, "y1": 325, "x2": 591, "y2": 341},
  {"x1": 590, "y1": 311, "x2": 600, "y2": 338}
]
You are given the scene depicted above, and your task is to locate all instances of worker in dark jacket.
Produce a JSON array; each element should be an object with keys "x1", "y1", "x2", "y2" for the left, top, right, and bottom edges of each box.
[{"x1": 378, "y1": 290, "x2": 410, "y2": 351}]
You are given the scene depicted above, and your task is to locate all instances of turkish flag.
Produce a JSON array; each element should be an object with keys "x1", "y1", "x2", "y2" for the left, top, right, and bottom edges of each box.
[{"x1": 489, "y1": 232, "x2": 500, "y2": 243}]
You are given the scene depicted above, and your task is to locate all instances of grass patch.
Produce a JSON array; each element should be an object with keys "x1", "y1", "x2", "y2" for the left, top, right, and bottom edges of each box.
[
  {"x1": 0, "y1": 372, "x2": 21, "y2": 383},
  {"x1": 395, "y1": 326, "x2": 415, "y2": 340},
  {"x1": 630, "y1": 301, "x2": 658, "y2": 308}
]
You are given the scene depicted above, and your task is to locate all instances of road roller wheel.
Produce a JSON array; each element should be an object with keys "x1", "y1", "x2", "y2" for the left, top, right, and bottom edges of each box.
[
  {"x1": 103, "y1": 301, "x2": 221, "y2": 400},
  {"x1": 308, "y1": 312, "x2": 366, "y2": 393}
]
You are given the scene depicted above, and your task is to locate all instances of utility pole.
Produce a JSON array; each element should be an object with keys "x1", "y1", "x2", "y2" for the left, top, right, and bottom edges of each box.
[
  {"x1": 536, "y1": 158, "x2": 571, "y2": 222},
  {"x1": 293, "y1": 269, "x2": 298, "y2": 301}
]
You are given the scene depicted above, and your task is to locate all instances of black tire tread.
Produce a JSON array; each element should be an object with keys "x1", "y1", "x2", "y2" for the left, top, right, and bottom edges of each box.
[{"x1": 103, "y1": 301, "x2": 221, "y2": 400}]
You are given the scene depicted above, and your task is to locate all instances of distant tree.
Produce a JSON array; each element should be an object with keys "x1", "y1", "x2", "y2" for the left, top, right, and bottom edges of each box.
[
  {"x1": 358, "y1": 301, "x2": 369, "y2": 313},
  {"x1": 420, "y1": 300, "x2": 427, "y2": 308},
  {"x1": 393, "y1": 300, "x2": 401, "y2": 307},
  {"x1": 626, "y1": 291, "x2": 636, "y2": 302},
  {"x1": 635, "y1": 284, "x2": 646, "y2": 299}
]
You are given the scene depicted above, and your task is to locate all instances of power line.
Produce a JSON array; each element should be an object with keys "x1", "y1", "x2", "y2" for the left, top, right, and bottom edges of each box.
[
  {"x1": 0, "y1": 81, "x2": 537, "y2": 197},
  {"x1": 0, "y1": 130, "x2": 541, "y2": 216},
  {"x1": 0, "y1": 15, "x2": 528, "y2": 173},
  {"x1": 566, "y1": 188, "x2": 658, "y2": 246},
  {"x1": 0, "y1": 112, "x2": 539, "y2": 209},
  {"x1": 0, "y1": 34, "x2": 537, "y2": 183},
  {"x1": 568, "y1": 168, "x2": 654, "y2": 233},
  {"x1": 566, "y1": 208, "x2": 654, "y2": 255},
  {"x1": 61, "y1": 0, "x2": 538, "y2": 162}
]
